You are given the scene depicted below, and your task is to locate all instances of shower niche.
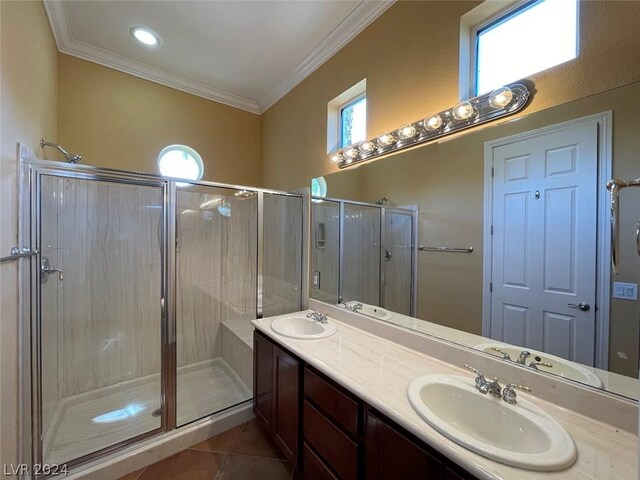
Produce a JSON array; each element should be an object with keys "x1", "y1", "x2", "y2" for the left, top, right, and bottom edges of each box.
[{"x1": 22, "y1": 161, "x2": 305, "y2": 471}]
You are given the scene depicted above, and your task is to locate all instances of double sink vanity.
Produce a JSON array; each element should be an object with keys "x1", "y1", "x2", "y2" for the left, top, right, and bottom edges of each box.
[{"x1": 252, "y1": 301, "x2": 637, "y2": 480}]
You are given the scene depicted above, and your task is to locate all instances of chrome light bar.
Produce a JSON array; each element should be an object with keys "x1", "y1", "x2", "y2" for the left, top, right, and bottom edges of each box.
[{"x1": 329, "y1": 83, "x2": 531, "y2": 169}]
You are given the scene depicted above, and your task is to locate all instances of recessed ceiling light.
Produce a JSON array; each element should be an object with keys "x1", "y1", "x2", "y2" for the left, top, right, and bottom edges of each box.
[{"x1": 130, "y1": 26, "x2": 161, "y2": 47}]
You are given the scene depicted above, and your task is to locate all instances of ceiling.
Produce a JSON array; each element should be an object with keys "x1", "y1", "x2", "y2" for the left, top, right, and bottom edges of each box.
[{"x1": 44, "y1": 1, "x2": 394, "y2": 114}]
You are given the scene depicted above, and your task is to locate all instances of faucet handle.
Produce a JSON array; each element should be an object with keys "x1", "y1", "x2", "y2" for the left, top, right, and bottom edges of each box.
[
  {"x1": 528, "y1": 361, "x2": 553, "y2": 370},
  {"x1": 463, "y1": 364, "x2": 487, "y2": 390},
  {"x1": 502, "y1": 383, "x2": 531, "y2": 404},
  {"x1": 491, "y1": 347, "x2": 512, "y2": 361}
]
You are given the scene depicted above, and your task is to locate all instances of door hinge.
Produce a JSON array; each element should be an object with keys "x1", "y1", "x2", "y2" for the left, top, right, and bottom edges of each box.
[
  {"x1": 490, "y1": 282, "x2": 493, "y2": 293},
  {"x1": 490, "y1": 225, "x2": 493, "y2": 235},
  {"x1": 491, "y1": 167, "x2": 494, "y2": 178}
]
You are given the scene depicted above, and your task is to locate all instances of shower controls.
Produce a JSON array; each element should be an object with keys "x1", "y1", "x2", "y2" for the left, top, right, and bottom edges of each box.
[{"x1": 41, "y1": 257, "x2": 64, "y2": 283}]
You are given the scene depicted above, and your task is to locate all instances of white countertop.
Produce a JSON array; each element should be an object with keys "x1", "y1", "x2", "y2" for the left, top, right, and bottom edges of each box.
[{"x1": 252, "y1": 312, "x2": 638, "y2": 480}]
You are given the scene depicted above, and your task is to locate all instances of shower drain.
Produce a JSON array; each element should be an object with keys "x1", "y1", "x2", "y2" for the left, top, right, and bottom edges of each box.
[{"x1": 152, "y1": 408, "x2": 162, "y2": 417}]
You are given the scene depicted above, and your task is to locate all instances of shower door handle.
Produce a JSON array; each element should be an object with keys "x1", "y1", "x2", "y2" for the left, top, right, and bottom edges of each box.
[{"x1": 41, "y1": 257, "x2": 64, "y2": 282}]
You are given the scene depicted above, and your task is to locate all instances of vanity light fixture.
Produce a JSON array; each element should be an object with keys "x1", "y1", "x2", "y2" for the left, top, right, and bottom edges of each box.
[
  {"x1": 130, "y1": 26, "x2": 161, "y2": 47},
  {"x1": 329, "y1": 83, "x2": 530, "y2": 169}
]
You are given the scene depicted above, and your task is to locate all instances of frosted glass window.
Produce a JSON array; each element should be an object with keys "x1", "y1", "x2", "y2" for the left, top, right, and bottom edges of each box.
[
  {"x1": 340, "y1": 96, "x2": 366, "y2": 148},
  {"x1": 158, "y1": 145, "x2": 204, "y2": 182},
  {"x1": 476, "y1": 0, "x2": 578, "y2": 95}
]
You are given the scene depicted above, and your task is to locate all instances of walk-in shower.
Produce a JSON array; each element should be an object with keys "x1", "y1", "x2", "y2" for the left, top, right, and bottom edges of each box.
[{"x1": 19, "y1": 158, "x2": 306, "y2": 473}]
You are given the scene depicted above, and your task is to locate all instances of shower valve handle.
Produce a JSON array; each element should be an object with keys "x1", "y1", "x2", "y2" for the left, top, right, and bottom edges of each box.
[{"x1": 41, "y1": 257, "x2": 64, "y2": 282}]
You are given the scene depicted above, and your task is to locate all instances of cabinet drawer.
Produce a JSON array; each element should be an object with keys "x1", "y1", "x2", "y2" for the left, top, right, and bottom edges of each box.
[
  {"x1": 304, "y1": 400, "x2": 358, "y2": 480},
  {"x1": 304, "y1": 367, "x2": 359, "y2": 437},
  {"x1": 303, "y1": 443, "x2": 338, "y2": 480}
]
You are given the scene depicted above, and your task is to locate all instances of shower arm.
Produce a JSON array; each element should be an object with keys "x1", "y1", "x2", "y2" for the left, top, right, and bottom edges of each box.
[{"x1": 40, "y1": 139, "x2": 82, "y2": 163}]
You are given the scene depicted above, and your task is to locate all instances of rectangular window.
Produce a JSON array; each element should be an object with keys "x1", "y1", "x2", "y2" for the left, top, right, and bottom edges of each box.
[
  {"x1": 474, "y1": 0, "x2": 578, "y2": 95},
  {"x1": 340, "y1": 95, "x2": 367, "y2": 148}
]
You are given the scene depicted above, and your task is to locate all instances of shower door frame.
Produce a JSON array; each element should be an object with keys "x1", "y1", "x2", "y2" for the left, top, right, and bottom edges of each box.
[
  {"x1": 316, "y1": 196, "x2": 418, "y2": 316},
  {"x1": 21, "y1": 160, "x2": 176, "y2": 473},
  {"x1": 20, "y1": 157, "x2": 308, "y2": 475}
]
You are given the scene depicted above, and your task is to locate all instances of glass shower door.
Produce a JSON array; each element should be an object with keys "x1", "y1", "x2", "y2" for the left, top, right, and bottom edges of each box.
[
  {"x1": 343, "y1": 202, "x2": 381, "y2": 306},
  {"x1": 383, "y1": 209, "x2": 414, "y2": 315},
  {"x1": 175, "y1": 186, "x2": 257, "y2": 426},
  {"x1": 38, "y1": 174, "x2": 165, "y2": 466}
]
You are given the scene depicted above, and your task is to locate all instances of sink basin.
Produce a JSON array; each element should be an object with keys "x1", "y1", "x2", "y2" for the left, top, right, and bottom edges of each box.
[
  {"x1": 271, "y1": 315, "x2": 337, "y2": 339},
  {"x1": 345, "y1": 301, "x2": 393, "y2": 320},
  {"x1": 475, "y1": 343, "x2": 604, "y2": 388},
  {"x1": 408, "y1": 374, "x2": 577, "y2": 471}
]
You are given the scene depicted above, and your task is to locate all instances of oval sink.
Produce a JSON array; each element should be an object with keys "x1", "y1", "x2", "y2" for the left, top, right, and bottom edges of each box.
[
  {"x1": 408, "y1": 374, "x2": 577, "y2": 471},
  {"x1": 475, "y1": 343, "x2": 604, "y2": 388},
  {"x1": 271, "y1": 315, "x2": 337, "y2": 340}
]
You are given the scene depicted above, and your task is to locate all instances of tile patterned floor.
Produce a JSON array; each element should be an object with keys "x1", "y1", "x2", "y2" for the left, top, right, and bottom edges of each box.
[{"x1": 118, "y1": 419, "x2": 292, "y2": 480}]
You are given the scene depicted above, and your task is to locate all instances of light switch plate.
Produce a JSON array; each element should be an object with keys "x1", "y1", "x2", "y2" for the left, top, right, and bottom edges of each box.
[
  {"x1": 312, "y1": 271, "x2": 321, "y2": 288},
  {"x1": 613, "y1": 282, "x2": 638, "y2": 300}
]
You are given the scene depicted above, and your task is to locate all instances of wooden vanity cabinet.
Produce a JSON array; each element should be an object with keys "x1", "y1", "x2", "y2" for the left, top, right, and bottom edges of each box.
[
  {"x1": 365, "y1": 409, "x2": 473, "y2": 480},
  {"x1": 254, "y1": 331, "x2": 476, "y2": 480},
  {"x1": 253, "y1": 331, "x2": 301, "y2": 470}
]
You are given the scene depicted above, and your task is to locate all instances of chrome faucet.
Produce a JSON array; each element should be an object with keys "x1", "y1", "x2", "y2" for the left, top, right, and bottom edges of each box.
[
  {"x1": 515, "y1": 351, "x2": 530, "y2": 365},
  {"x1": 464, "y1": 365, "x2": 502, "y2": 398},
  {"x1": 502, "y1": 383, "x2": 532, "y2": 405},
  {"x1": 338, "y1": 302, "x2": 363, "y2": 313},
  {"x1": 306, "y1": 309, "x2": 328, "y2": 324},
  {"x1": 465, "y1": 365, "x2": 533, "y2": 405}
]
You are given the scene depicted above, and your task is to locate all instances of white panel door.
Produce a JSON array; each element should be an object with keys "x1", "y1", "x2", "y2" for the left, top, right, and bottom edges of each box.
[{"x1": 490, "y1": 122, "x2": 598, "y2": 365}]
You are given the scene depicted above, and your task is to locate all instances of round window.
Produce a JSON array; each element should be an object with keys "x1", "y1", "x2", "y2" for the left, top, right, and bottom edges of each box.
[
  {"x1": 311, "y1": 176, "x2": 327, "y2": 198},
  {"x1": 157, "y1": 145, "x2": 204, "y2": 183}
]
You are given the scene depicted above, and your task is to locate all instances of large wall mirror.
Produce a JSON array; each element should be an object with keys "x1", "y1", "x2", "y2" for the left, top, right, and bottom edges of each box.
[{"x1": 310, "y1": 80, "x2": 640, "y2": 400}]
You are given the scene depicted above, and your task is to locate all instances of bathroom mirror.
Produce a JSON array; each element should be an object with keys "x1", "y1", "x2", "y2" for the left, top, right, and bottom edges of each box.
[{"x1": 310, "y1": 80, "x2": 640, "y2": 400}]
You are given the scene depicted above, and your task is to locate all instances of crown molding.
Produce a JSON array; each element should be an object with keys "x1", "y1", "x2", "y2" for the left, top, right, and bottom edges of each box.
[
  {"x1": 44, "y1": 0, "x2": 396, "y2": 115},
  {"x1": 43, "y1": 0, "x2": 261, "y2": 114},
  {"x1": 258, "y1": 1, "x2": 395, "y2": 113}
]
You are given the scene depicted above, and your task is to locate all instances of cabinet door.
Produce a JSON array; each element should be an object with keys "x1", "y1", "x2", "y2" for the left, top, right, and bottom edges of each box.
[
  {"x1": 365, "y1": 411, "x2": 444, "y2": 480},
  {"x1": 273, "y1": 344, "x2": 300, "y2": 468},
  {"x1": 254, "y1": 331, "x2": 274, "y2": 431}
]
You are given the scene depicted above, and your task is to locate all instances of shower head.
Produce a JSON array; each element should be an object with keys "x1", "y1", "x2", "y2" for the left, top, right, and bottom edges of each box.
[
  {"x1": 40, "y1": 139, "x2": 82, "y2": 164},
  {"x1": 374, "y1": 196, "x2": 389, "y2": 205}
]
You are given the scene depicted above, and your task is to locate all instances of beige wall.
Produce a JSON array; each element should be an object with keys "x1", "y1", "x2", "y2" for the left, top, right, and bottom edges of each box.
[
  {"x1": 0, "y1": 0, "x2": 59, "y2": 473},
  {"x1": 261, "y1": 0, "x2": 640, "y2": 191},
  {"x1": 58, "y1": 54, "x2": 262, "y2": 186}
]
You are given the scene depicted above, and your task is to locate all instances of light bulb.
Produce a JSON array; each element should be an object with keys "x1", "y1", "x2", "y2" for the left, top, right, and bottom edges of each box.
[
  {"x1": 344, "y1": 147, "x2": 358, "y2": 160},
  {"x1": 423, "y1": 114, "x2": 443, "y2": 131},
  {"x1": 359, "y1": 140, "x2": 376, "y2": 154},
  {"x1": 329, "y1": 153, "x2": 342, "y2": 164},
  {"x1": 398, "y1": 124, "x2": 418, "y2": 140},
  {"x1": 377, "y1": 133, "x2": 396, "y2": 147},
  {"x1": 452, "y1": 101, "x2": 475, "y2": 121},
  {"x1": 489, "y1": 87, "x2": 514, "y2": 108},
  {"x1": 130, "y1": 27, "x2": 161, "y2": 47}
]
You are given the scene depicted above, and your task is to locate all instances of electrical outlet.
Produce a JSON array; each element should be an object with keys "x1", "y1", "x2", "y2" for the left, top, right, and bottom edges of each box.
[
  {"x1": 312, "y1": 271, "x2": 321, "y2": 288},
  {"x1": 613, "y1": 282, "x2": 638, "y2": 300}
]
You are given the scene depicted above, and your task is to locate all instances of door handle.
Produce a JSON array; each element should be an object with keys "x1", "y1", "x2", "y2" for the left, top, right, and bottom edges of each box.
[{"x1": 568, "y1": 302, "x2": 590, "y2": 311}]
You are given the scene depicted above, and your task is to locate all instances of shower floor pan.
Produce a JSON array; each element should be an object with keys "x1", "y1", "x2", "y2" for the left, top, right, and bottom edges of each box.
[{"x1": 43, "y1": 357, "x2": 251, "y2": 465}]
